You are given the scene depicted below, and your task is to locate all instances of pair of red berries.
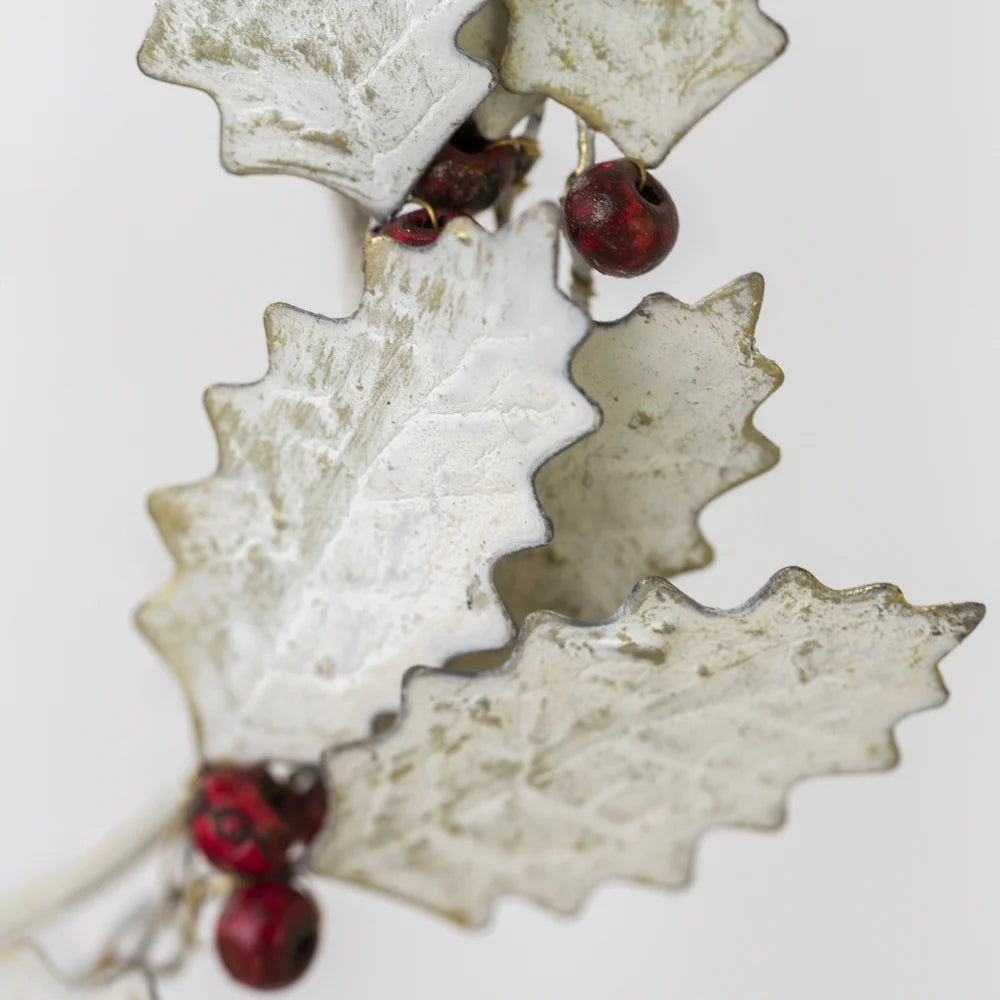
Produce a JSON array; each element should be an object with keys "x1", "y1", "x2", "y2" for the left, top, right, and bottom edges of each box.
[
  {"x1": 379, "y1": 122, "x2": 679, "y2": 279},
  {"x1": 378, "y1": 119, "x2": 528, "y2": 245},
  {"x1": 188, "y1": 762, "x2": 328, "y2": 991}
]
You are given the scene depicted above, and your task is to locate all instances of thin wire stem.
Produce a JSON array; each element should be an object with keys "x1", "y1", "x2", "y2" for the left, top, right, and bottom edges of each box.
[
  {"x1": 488, "y1": 137, "x2": 541, "y2": 158},
  {"x1": 570, "y1": 117, "x2": 596, "y2": 308},
  {"x1": 575, "y1": 117, "x2": 596, "y2": 176},
  {"x1": 569, "y1": 246, "x2": 595, "y2": 311},
  {"x1": 405, "y1": 197, "x2": 439, "y2": 229},
  {"x1": 494, "y1": 107, "x2": 545, "y2": 230}
]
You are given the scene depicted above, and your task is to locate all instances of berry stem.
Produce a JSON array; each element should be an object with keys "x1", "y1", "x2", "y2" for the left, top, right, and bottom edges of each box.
[
  {"x1": 83, "y1": 871, "x2": 233, "y2": 986},
  {"x1": 0, "y1": 777, "x2": 191, "y2": 946},
  {"x1": 622, "y1": 156, "x2": 648, "y2": 190},
  {"x1": 493, "y1": 107, "x2": 544, "y2": 230},
  {"x1": 575, "y1": 117, "x2": 595, "y2": 176},
  {"x1": 407, "y1": 198, "x2": 440, "y2": 230},
  {"x1": 568, "y1": 117, "x2": 596, "y2": 307},
  {"x1": 488, "y1": 137, "x2": 541, "y2": 158}
]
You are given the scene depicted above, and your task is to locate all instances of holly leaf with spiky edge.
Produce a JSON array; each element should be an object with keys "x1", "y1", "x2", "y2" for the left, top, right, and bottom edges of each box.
[
  {"x1": 502, "y1": 0, "x2": 787, "y2": 165},
  {"x1": 0, "y1": 944, "x2": 154, "y2": 1000},
  {"x1": 139, "y1": 205, "x2": 596, "y2": 762},
  {"x1": 138, "y1": 0, "x2": 497, "y2": 217},
  {"x1": 312, "y1": 569, "x2": 983, "y2": 925},
  {"x1": 494, "y1": 273, "x2": 781, "y2": 626}
]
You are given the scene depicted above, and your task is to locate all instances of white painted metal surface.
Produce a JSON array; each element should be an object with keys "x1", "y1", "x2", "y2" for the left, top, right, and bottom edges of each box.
[
  {"x1": 314, "y1": 569, "x2": 983, "y2": 924},
  {"x1": 458, "y1": 0, "x2": 546, "y2": 140},
  {"x1": 138, "y1": 0, "x2": 497, "y2": 217},
  {"x1": 139, "y1": 205, "x2": 597, "y2": 762},
  {"x1": 497, "y1": 273, "x2": 782, "y2": 624},
  {"x1": 503, "y1": 0, "x2": 788, "y2": 164}
]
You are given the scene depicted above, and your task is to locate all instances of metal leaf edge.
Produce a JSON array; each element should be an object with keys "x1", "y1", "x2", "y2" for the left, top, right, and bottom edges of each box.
[
  {"x1": 137, "y1": 202, "x2": 600, "y2": 758},
  {"x1": 619, "y1": 273, "x2": 781, "y2": 576},
  {"x1": 500, "y1": 0, "x2": 788, "y2": 165},
  {"x1": 136, "y1": 0, "x2": 500, "y2": 217},
  {"x1": 314, "y1": 567, "x2": 984, "y2": 924},
  {"x1": 498, "y1": 272, "x2": 783, "y2": 629},
  {"x1": 448, "y1": 272, "x2": 781, "y2": 667}
]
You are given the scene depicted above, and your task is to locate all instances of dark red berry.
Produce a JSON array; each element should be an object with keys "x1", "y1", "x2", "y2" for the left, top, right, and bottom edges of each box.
[
  {"x1": 216, "y1": 881, "x2": 320, "y2": 991},
  {"x1": 563, "y1": 159, "x2": 679, "y2": 278},
  {"x1": 189, "y1": 763, "x2": 326, "y2": 876},
  {"x1": 377, "y1": 208, "x2": 455, "y2": 247},
  {"x1": 412, "y1": 120, "x2": 517, "y2": 213}
]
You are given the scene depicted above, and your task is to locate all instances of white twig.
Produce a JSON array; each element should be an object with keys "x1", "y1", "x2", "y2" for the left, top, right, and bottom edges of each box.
[{"x1": 0, "y1": 781, "x2": 190, "y2": 945}]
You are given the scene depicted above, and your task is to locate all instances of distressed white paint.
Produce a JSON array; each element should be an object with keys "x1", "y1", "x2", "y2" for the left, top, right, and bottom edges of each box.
[
  {"x1": 139, "y1": 205, "x2": 597, "y2": 761},
  {"x1": 0, "y1": 946, "x2": 153, "y2": 1000},
  {"x1": 457, "y1": 0, "x2": 545, "y2": 140},
  {"x1": 496, "y1": 274, "x2": 782, "y2": 625},
  {"x1": 314, "y1": 569, "x2": 983, "y2": 924},
  {"x1": 138, "y1": 0, "x2": 496, "y2": 217},
  {"x1": 503, "y1": 0, "x2": 788, "y2": 164}
]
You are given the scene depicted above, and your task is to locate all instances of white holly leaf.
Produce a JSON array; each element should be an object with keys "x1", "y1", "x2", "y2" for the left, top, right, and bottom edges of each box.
[
  {"x1": 139, "y1": 205, "x2": 596, "y2": 761},
  {"x1": 0, "y1": 945, "x2": 154, "y2": 1000},
  {"x1": 495, "y1": 273, "x2": 781, "y2": 626},
  {"x1": 502, "y1": 0, "x2": 788, "y2": 164},
  {"x1": 312, "y1": 569, "x2": 983, "y2": 924},
  {"x1": 138, "y1": 0, "x2": 496, "y2": 217},
  {"x1": 457, "y1": 0, "x2": 546, "y2": 140}
]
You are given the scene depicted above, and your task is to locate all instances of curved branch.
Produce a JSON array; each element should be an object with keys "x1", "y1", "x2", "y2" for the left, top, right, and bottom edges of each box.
[{"x1": 0, "y1": 780, "x2": 190, "y2": 945}]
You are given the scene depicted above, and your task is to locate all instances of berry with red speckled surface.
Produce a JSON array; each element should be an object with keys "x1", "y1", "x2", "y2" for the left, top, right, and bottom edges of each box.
[
  {"x1": 188, "y1": 763, "x2": 327, "y2": 876},
  {"x1": 216, "y1": 881, "x2": 320, "y2": 990},
  {"x1": 413, "y1": 120, "x2": 518, "y2": 213},
  {"x1": 563, "y1": 159, "x2": 679, "y2": 277}
]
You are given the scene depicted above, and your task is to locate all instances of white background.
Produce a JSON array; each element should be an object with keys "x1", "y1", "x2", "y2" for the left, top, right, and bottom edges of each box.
[{"x1": 1, "y1": 1, "x2": 997, "y2": 997}]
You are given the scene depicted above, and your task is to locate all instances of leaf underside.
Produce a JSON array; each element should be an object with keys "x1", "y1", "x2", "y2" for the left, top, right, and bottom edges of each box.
[
  {"x1": 495, "y1": 272, "x2": 782, "y2": 626},
  {"x1": 138, "y1": 0, "x2": 496, "y2": 217},
  {"x1": 313, "y1": 568, "x2": 983, "y2": 925}
]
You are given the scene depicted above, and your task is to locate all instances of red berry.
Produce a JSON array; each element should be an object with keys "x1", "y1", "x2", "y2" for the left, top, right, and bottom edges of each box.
[
  {"x1": 563, "y1": 159, "x2": 679, "y2": 278},
  {"x1": 377, "y1": 208, "x2": 455, "y2": 247},
  {"x1": 412, "y1": 120, "x2": 517, "y2": 213},
  {"x1": 216, "y1": 881, "x2": 320, "y2": 991},
  {"x1": 189, "y1": 763, "x2": 322, "y2": 876}
]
